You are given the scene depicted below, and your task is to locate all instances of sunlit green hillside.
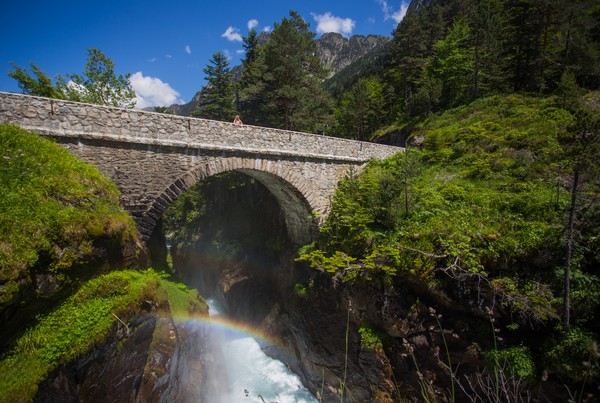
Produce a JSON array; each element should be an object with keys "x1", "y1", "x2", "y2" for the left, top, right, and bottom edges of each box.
[{"x1": 0, "y1": 124, "x2": 138, "y2": 311}]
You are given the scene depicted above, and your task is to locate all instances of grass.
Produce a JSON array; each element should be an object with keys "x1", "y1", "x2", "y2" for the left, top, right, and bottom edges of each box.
[
  {"x1": 0, "y1": 269, "x2": 206, "y2": 402},
  {"x1": 0, "y1": 124, "x2": 138, "y2": 310}
]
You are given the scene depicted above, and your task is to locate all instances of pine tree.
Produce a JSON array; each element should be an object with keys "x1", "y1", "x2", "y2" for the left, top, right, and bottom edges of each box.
[
  {"x1": 242, "y1": 11, "x2": 332, "y2": 132},
  {"x1": 195, "y1": 51, "x2": 237, "y2": 121},
  {"x1": 335, "y1": 76, "x2": 390, "y2": 140},
  {"x1": 387, "y1": 4, "x2": 447, "y2": 116},
  {"x1": 429, "y1": 17, "x2": 474, "y2": 108}
]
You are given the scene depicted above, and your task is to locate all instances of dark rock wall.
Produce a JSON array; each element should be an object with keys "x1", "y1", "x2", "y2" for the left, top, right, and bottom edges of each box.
[{"x1": 34, "y1": 303, "x2": 214, "y2": 403}]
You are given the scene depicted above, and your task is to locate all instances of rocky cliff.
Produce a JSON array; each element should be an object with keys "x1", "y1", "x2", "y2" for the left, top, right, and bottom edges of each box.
[
  {"x1": 316, "y1": 32, "x2": 390, "y2": 78},
  {"x1": 34, "y1": 297, "x2": 217, "y2": 402}
]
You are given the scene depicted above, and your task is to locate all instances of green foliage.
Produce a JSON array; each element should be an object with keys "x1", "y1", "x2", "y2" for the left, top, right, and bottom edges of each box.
[
  {"x1": 333, "y1": 76, "x2": 391, "y2": 140},
  {"x1": 0, "y1": 269, "x2": 205, "y2": 402},
  {"x1": 358, "y1": 323, "x2": 383, "y2": 350},
  {"x1": 546, "y1": 327, "x2": 600, "y2": 382},
  {"x1": 485, "y1": 346, "x2": 535, "y2": 379},
  {"x1": 382, "y1": 0, "x2": 600, "y2": 121},
  {"x1": 428, "y1": 17, "x2": 474, "y2": 108},
  {"x1": 193, "y1": 51, "x2": 237, "y2": 121},
  {"x1": 300, "y1": 95, "x2": 597, "y2": 327},
  {"x1": 8, "y1": 63, "x2": 67, "y2": 99},
  {"x1": 62, "y1": 48, "x2": 135, "y2": 108},
  {"x1": 9, "y1": 48, "x2": 135, "y2": 108},
  {"x1": 240, "y1": 10, "x2": 333, "y2": 132},
  {"x1": 294, "y1": 283, "x2": 308, "y2": 298},
  {"x1": 490, "y1": 277, "x2": 559, "y2": 322},
  {"x1": 162, "y1": 183, "x2": 207, "y2": 247},
  {"x1": 0, "y1": 125, "x2": 137, "y2": 308}
]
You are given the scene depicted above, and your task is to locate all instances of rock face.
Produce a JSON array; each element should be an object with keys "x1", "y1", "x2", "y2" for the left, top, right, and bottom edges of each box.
[
  {"x1": 316, "y1": 32, "x2": 391, "y2": 78},
  {"x1": 34, "y1": 302, "x2": 217, "y2": 402}
]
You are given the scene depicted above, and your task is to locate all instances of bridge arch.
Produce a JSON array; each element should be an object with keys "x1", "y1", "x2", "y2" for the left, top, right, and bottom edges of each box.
[{"x1": 142, "y1": 156, "x2": 320, "y2": 245}]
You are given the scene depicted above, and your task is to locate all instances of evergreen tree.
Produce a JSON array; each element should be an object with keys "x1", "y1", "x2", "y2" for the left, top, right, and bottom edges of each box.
[
  {"x1": 242, "y1": 28, "x2": 259, "y2": 67},
  {"x1": 195, "y1": 51, "x2": 237, "y2": 121},
  {"x1": 387, "y1": 4, "x2": 447, "y2": 117},
  {"x1": 335, "y1": 76, "x2": 390, "y2": 140},
  {"x1": 241, "y1": 11, "x2": 332, "y2": 132},
  {"x1": 429, "y1": 17, "x2": 474, "y2": 108},
  {"x1": 336, "y1": 79, "x2": 370, "y2": 140},
  {"x1": 556, "y1": 0, "x2": 600, "y2": 89},
  {"x1": 560, "y1": 100, "x2": 600, "y2": 331},
  {"x1": 238, "y1": 28, "x2": 264, "y2": 124},
  {"x1": 466, "y1": 0, "x2": 503, "y2": 98}
]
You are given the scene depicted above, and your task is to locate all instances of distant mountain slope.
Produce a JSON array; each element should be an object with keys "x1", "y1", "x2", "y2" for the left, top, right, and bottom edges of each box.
[
  {"x1": 166, "y1": 33, "x2": 391, "y2": 117},
  {"x1": 316, "y1": 33, "x2": 390, "y2": 78},
  {"x1": 323, "y1": 39, "x2": 393, "y2": 96}
]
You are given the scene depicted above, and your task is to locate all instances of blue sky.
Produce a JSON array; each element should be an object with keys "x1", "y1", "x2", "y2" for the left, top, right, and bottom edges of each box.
[{"x1": 0, "y1": 0, "x2": 409, "y2": 108}]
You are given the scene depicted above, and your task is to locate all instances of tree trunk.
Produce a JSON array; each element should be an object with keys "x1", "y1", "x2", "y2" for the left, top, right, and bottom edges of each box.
[{"x1": 563, "y1": 168, "x2": 580, "y2": 331}]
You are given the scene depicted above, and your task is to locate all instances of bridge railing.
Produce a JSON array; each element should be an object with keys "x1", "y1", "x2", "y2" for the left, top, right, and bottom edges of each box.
[{"x1": 0, "y1": 92, "x2": 402, "y2": 162}]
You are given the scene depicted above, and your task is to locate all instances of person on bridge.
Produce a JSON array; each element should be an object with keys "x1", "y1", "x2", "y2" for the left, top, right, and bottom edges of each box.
[{"x1": 233, "y1": 115, "x2": 243, "y2": 125}]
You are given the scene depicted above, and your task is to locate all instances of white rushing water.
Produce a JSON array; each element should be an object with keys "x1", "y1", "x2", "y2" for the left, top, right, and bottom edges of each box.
[{"x1": 205, "y1": 297, "x2": 318, "y2": 403}]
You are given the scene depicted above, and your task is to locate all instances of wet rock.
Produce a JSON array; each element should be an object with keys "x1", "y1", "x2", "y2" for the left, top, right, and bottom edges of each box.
[{"x1": 34, "y1": 307, "x2": 214, "y2": 403}]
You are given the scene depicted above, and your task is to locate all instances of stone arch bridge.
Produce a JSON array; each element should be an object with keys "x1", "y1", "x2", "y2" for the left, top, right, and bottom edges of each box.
[{"x1": 0, "y1": 92, "x2": 402, "y2": 245}]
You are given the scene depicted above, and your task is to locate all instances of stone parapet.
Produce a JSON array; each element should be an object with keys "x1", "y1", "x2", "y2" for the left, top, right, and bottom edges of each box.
[{"x1": 0, "y1": 92, "x2": 401, "y2": 162}]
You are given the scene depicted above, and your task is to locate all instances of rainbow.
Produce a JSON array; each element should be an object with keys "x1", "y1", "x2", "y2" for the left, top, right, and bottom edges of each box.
[{"x1": 171, "y1": 311, "x2": 284, "y2": 349}]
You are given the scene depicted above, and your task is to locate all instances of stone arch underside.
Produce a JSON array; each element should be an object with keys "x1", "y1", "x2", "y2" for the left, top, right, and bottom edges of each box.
[{"x1": 142, "y1": 155, "x2": 331, "y2": 245}]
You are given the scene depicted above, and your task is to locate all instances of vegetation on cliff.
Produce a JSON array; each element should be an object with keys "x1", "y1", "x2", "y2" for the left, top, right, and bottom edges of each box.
[
  {"x1": 298, "y1": 92, "x2": 600, "y2": 399},
  {"x1": 0, "y1": 124, "x2": 140, "y2": 316},
  {"x1": 0, "y1": 269, "x2": 205, "y2": 402}
]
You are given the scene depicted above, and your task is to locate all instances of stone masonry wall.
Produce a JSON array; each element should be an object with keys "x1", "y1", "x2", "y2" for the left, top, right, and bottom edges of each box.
[{"x1": 0, "y1": 92, "x2": 400, "y2": 162}]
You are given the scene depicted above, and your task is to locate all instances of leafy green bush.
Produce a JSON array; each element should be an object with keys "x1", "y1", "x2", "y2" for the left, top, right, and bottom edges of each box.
[
  {"x1": 300, "y1": 95, "x2": 572, "y2": 282},
  {"x1": 359, "y1": 323, "x2": 384, "y2": 350},
  {"x1": 485, "y1": 346, "x2": 535, "y2": 380},
  {"x1": 546, "y1": 327, "x2": 600, "y2": 382}
]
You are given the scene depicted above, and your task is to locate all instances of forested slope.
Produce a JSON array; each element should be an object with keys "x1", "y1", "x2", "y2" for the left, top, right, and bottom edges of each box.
[{"x1": 298, "y1": 92, "x2": 600, "y2": 400}]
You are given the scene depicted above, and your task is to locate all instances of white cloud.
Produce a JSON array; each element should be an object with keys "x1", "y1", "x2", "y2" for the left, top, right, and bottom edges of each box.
[
  {"x1": 263, "y1": 26, "x2": 272, "y2": 33},
  {"x1": 130, "y1": 72, "x2": 183, "y2": 109},
  {"x1": 222, "y1": 26, "x2": 243, "y2": 42},
  {"x1": 312, "y1": 12, "x2": 355, "y2": 36},
  {"x1": 378, "y1": 0, "x2": 409, "y2": 24},
  {"x1": 236, "y1": 49, "x2": 245, "y2": 54},
  {"x1": 165, "y1": 54, "x2": 172, "y2": 59},
  {"x1": 150, "y1": 57, "x2": 156, "y2": 62},
  {"x1": 248, "y1": 19, "x2": 259, "y2": 30},
  {"x1": 185, "y1": 45, "x2": 191, "y2": 54}
]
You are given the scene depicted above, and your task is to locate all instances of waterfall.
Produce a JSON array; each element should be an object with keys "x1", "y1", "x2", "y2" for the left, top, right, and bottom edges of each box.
[{"x1": 203, "y1": 297, "x2": 318, "y2": 403}]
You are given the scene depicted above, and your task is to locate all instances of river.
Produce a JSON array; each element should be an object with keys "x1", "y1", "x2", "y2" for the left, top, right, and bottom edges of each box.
[{"x1": 204, "y1": 297, "x2": 318, "y2": 403}]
